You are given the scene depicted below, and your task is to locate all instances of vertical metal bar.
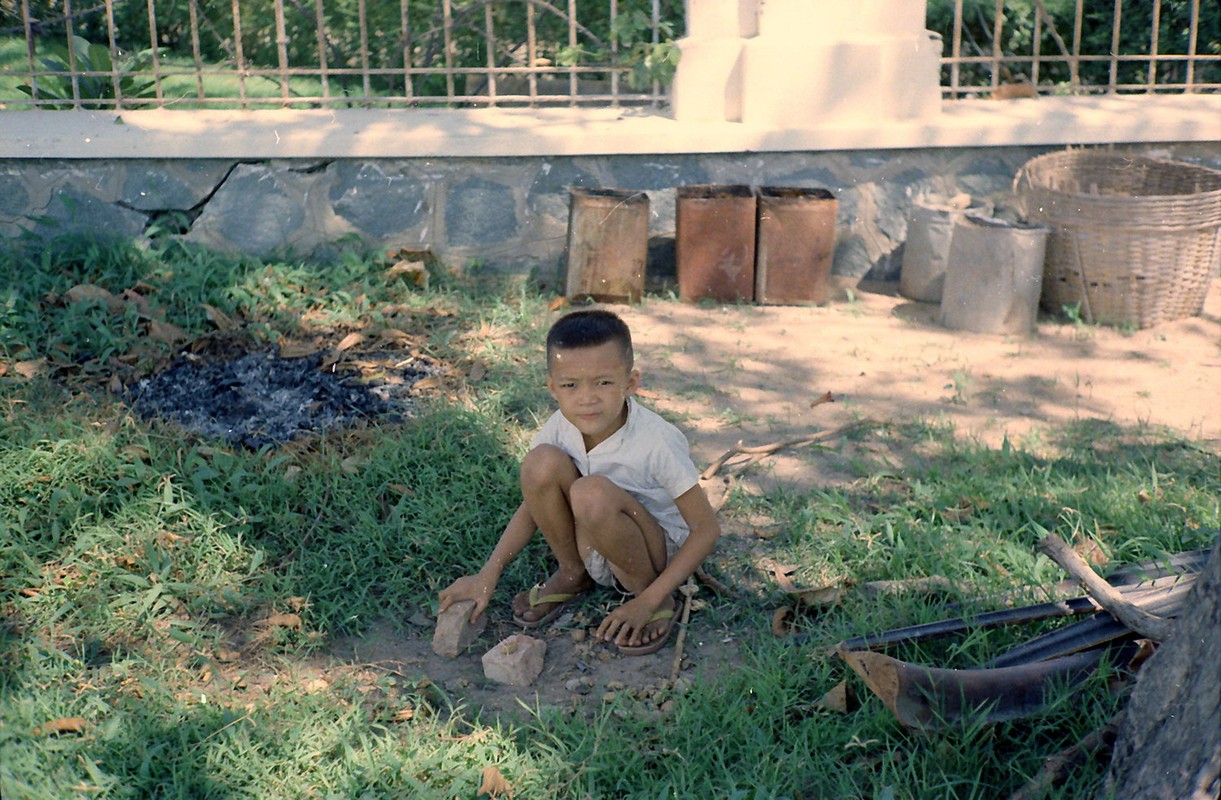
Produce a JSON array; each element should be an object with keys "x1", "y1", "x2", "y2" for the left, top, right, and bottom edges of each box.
[
  {"x1": 1147, "y1": 0, "x2": 1161, "y2": 90},
  {"x1": 950, "y1": 0, "x2": 963, "y2": 98},
  {"x1": 401, "y1": 0, "x2": 413, "y2": 101},
  {"x1": 991, "y1": 0, "x2": 1005, "y2": 90},
  {"x1": 146, "y1": 0, "x2": 164, "y2": 105},
  {"x1": 20, "y1": 0, "x2": 38, "y2": 104},
  {"x1": 274, "y1": 0, "x2": 291, "y2": 104},
  {"x1": 1031, "y1": 3, "x2": 1042, "y2": 87},
  {"x1": 106, "y1": 0, "x2": 123, "y2": 105},
  {"x1": 442, "y1": 0, "x2": 455, "y2": 102},
  {"x1": 1185, "y1": 0, "x2": 1199, "y2": 91},
  {"x1": 188, "y1": 0, "x2": 206, "y2": 101},
  {"x1": 63, "y1": 0, "x2": 81, "y2": 108},
  {"x1": 315, "y1": 0, "x2": 331, "y2": 101},
  {"x1": 358, "y1": 0, "x2": 372, "y2": 102},
  {"x1": 609, "y1": 0, "x2": 619, "y2": 103},
  {"x1": 231, "y1": 0, "x2": 248, "y2": 108},
  {"x1": 485, "y1": 1, "x2": 497, "y2": 104},
  {"x1": 567, "y1": 0, "x2": 577, "y2": 104},
  {"x1": 1109, "y1": 0, "x2": 1122, "y2": 92},
  {"x1": 651, "y1": 0, "x2": 660, "y2": 104},
  {"x1": 526, "y1": 0, "x2": 538, "y2": 102},
  {"x1": 1072, "y1": 0, "x2": 1084, "y2": 90}
]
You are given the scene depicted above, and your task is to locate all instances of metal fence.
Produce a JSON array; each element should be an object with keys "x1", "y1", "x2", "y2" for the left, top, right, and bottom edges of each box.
[
  {"x1": 1, "y1": 0, "x2": 1216, "y2": 110},
  {"x1": 938, "y1": 0, "x2": 1219, "y2": 98}
]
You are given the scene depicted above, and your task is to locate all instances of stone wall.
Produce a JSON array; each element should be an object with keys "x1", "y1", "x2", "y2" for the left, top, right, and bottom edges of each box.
[{"x1": 2, "y1": 142, "x2": 1217, "y2": 288}]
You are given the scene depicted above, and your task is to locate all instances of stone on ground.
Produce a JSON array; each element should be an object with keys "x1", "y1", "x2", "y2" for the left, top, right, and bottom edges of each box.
[
  {"x1": 431, "y1": 600, "x2": 487, "y2": 657},
  {"x1": 481, "y1": 634, "x2": 547, "y2": 686}
]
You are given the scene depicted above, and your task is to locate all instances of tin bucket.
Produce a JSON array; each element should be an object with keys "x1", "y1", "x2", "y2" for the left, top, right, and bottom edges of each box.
[
  {"x1": 755, "y1": 186, "x2": 837, "y2": 305},
  {"x1": 899, "y1": 195, "x2": 994, "y2": 303},
  {"x1": 564, "y1": 188, "x2": 649, "y2": 304},
  {"x1": 676, "y1": 184, "x2": 757, "y2": 302},
  {"x1": 939, "y1": 215, "x2": 1050, "y2": 335}
]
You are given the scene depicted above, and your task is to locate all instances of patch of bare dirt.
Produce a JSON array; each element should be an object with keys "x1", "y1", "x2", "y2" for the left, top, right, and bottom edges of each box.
[{"x1": 318, "y1": 280, "x2": 1221, "y2": 720}]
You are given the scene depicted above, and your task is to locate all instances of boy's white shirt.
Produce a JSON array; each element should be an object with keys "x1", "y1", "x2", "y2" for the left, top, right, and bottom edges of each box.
[{"x1": 530, "y1": 397, "x2": 700, "y2": 546}]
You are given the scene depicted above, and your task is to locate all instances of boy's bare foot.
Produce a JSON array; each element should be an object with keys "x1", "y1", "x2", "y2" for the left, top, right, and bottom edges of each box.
[{"x1": 511, "y1": 571, "x2": 593, "y2": 628}]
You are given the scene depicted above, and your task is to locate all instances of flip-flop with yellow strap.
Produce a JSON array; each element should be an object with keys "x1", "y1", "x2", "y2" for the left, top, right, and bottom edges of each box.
[
  {"x1": 512, "y1": 583, "x2": 586, "y2": 629},
  {"x1": 616, "y1": 605, "x2": 677, "y2": 656}
]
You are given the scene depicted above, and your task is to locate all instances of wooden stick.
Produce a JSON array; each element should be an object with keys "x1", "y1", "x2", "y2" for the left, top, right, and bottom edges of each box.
[
  {"x1": 1038, "y1": 533, "x2": 1177, "y2": 642},
  {"x1": 669, "y1": 578, "x2": 698, "y2": 683},
  {"x1": 699, "y1": 418, "x2": 879, "y2": 480},
  {"x1": 1007, "y1": 719, "x2": 1120, "y2": 800},
  {"x1": 694, "y1": 566, "x2": 735, "y2": 597}
]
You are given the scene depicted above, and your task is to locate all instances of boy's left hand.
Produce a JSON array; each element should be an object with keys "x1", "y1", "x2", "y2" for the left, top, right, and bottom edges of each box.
[{"x1": 596, "y1": 594, "x2": 669, "y2": 647}]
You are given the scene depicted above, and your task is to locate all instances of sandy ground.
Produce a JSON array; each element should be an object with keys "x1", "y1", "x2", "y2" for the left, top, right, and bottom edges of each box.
[
  {"x1": 321, "y1": 280, "x2": 1220, "y2": 720},
  {"x1": 623, "y1": 280, "x2": 1221, "y2": 490}
]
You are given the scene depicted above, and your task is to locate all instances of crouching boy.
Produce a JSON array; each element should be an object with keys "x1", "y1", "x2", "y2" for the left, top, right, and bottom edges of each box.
[{"x1": 438, "y1": 309, "x2": 720, "y2": 655}]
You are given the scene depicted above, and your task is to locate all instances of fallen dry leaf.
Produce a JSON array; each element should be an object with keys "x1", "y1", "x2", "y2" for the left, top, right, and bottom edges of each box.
[
  {"x1": 279, "y1": 341, "x2": 320, "y2": 359},
  {"x1": 65, "y1": 284, "x2": 124, "y2": 313},
  {"x1": 340, "y1": 455, "x2": 365, "y2": 475},
  {"x1": 13, "y1": 359, "x2": 47, "y2": 380},
  {"x1": 791, "y1": 584, "x2": 846, "y2": 610},
  {"x1": 814, "y1": 680, "x2": 853, "y2": 714},
  {"x1": 810, "y1": 390, "x2": 835, "y2": 408},
  {"x1": 378, "y1": 328, "x2": 413, "y2": 344},
  {"x1": 336, "y1": 332, "x2": 365, "y2": 352},
  {"x1": 772, "y1": 606, "x2": 795, "y2": 637},
  {"x1": 261, "y1": 613, "x2": 303, "y2": 630},
  {"x1": 468, "y1": 361, "x2": 487, "y2": 382},
  {"x1": 34, "y1": 717, "x2": 88, "y2": 737},
  {"x1": 548, "y1": 295, "x2": 571, "y2": 311},
  {"x1": 202, "y1": 304, "x2": 239, "y2": 333},
  {"x1": 147, "y1": 318, "x2": 188, "y2": 345},
  {"x1": 412, "y1": 376, "x2": 441, "y2": 391},
  {"x1": 388, "y1": 259, "x2": 430, "y2": 289},
  {"x1": 478, "y1": 765, "x2": 514, "y2": 798}
]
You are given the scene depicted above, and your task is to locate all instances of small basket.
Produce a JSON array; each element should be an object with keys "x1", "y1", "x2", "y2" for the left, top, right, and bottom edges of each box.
[{"x1": 1014, "y1": 150, "x2": 1221, "y2": 328}]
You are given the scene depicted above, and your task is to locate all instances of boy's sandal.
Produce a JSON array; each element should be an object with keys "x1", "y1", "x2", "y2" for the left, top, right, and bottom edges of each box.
[
  {"x1": 616, "y1": 605, "x2": 677, "y2": 657},
  {"x1": 512, "y1": 584, "x2": 586, "y2": 629}
]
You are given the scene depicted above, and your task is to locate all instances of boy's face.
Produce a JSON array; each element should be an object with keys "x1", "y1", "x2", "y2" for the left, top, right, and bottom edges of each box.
[{"x1": 547, "y1": 341, "x2": 639, "y2": 450}]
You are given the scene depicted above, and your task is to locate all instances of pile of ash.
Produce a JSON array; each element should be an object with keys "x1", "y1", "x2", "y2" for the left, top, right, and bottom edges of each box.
[{"x1": 127, "y1": 348, "x2": 435, "y2": 448}]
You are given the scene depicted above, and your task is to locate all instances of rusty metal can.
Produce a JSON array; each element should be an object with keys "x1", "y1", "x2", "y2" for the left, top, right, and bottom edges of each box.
[
  {"x1": 564, "y1": 188, "x2": 649, "y2": 304},
  {"x1": 676, "y1": 184, "x2": 757, "y2": 303},
  {"x1": 755, "y1": 186, "x2": 838, "y2": 305}
]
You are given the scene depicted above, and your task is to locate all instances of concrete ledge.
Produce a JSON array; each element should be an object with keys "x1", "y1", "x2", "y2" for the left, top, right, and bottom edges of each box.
[{"x1": 1, "y1": 95, "x2": 1218, "y2": 160}]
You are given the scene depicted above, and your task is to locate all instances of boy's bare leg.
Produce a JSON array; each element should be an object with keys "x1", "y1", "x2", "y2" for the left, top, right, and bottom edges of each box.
[
  {"x1": 513, "y1": 445, "x2": 594, "y2": 622},
  {"x1": 569, "y1": 476, "x2": 676, "y2": 645}
]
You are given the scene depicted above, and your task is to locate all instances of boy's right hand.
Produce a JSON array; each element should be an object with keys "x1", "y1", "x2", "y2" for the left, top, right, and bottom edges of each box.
[{"x1": 438, "y1": 573, "x2": 496, "y2": 623}]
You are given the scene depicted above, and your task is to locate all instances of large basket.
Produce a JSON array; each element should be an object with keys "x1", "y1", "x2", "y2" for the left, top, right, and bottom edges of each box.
[{"x1": 1014, "y1": 150, "x2": 1221, "y2": 328}]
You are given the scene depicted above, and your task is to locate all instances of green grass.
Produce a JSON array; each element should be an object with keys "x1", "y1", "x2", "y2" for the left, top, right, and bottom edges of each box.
[{"x1": 1, "y1": 234, "x2": 1218, "y2": 799}]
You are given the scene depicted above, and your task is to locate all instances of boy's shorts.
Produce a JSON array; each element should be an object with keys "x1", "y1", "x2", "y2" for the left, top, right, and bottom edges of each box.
[{"x1": 582, "y1": 532, "x2": 685, "y2": 588}]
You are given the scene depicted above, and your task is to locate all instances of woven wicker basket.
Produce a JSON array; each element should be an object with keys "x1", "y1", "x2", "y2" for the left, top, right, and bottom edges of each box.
[{"x1": 1014, "y1": 150, "x2": 1221, "y2": 328}]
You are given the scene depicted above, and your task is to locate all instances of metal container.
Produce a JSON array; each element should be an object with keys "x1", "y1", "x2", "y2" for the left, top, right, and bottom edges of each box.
[
  {"x1": 899, "y1": 195, "x2": 994, "y2": 303},
  {"x1": 939, "y1": 215, "x2": 1050, "y2": 335},
  {"x1": 755, "y1": 186, "x2": 838, "y2": 305},
  {"x1": 676, "y1": 184, "x2": 757, "y2": 302},
  {"x1": 564, "y1": 188, "x2": 649, "y2": 304}
]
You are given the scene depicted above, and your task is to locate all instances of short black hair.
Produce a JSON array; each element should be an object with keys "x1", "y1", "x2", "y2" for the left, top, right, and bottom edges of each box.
[{"x1": 546, "y1": 309, "x2": 633, "y2": 368}]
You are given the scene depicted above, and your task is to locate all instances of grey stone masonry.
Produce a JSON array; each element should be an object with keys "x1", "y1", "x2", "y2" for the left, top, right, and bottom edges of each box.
[{"x1": 2, "y1": 143, "x2": 1217, "y2": 287}]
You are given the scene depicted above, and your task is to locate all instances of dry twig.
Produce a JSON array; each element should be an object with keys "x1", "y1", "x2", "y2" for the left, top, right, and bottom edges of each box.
[
  {"x1": 669, "y1": 578, "x2": 699, "y2": 683},
  {"x1": 1038, "y1": 533, "x2": 1177, "y2": 642},
  {"x1": 700, "y1": 418, "x2": 880, "y2": 480}
]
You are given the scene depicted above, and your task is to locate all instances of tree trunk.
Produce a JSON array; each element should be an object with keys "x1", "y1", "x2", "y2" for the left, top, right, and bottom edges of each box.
[{"x1": 1101, "y1": 541, "x2": 1220, "y2": 800}]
